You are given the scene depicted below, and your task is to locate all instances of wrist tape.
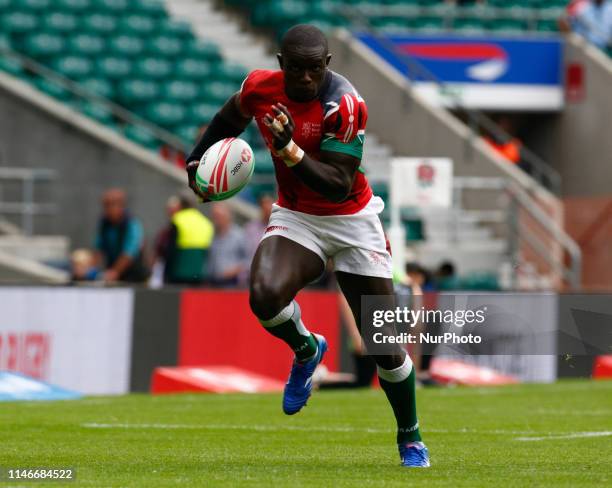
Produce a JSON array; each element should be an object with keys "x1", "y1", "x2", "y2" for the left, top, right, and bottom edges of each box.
[{"x1": 278, "y1": 139, "x2": 304, "y2": 167}]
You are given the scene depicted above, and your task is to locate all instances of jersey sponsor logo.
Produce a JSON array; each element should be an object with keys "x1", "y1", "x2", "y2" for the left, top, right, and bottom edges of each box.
[{"x1": 301, "y1": 121, "x2": 321, "y2": 139}]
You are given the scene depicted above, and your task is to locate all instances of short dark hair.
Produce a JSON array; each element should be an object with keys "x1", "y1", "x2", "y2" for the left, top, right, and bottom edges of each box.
[{"x1": 281, "y1": 24, "x2": 328, "y2": 55}]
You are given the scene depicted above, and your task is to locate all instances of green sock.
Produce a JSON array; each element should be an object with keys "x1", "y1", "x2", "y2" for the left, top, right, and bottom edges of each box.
[
  {"x1": 259, "y1": 300, "x2": 318, "y2": 362},
  {"x1": 378, "y1": 357, "x2": 422, "y2": 444}
]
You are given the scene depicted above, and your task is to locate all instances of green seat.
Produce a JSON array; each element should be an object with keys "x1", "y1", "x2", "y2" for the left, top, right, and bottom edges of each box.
[
  {"x1": 34, "y1": 77, "x2": 72, "y2": 101},
  {"x1": 148, "y1": 36, "x2": 184, "y2": 57},
  {"x1": 412, "y1": 16, "x2": 446, "y2": 31},
  {"x1": 175, "y1": 124, "x2": 201, "y2": 144},
  {"x1": 372, "y1": 17, "x2": 413, "y2": 34},
  {"x1": 56, "y1": 0, "x2": 92, "y2": 12},
  {"x1": 175, "y1": 58, "x2": 212, "y2": 80},
  {"x1": 0, "y1": 33, "x2": 11, "y2": 50},
  {"x1": 124, "y1": 124, "x2": 160, "y2": 148},
  {"x1": 109, "y1": 35, "x2": 145, "y2": 57},
  {"x1": 68, "y1": 34, "x2": 106, "y2": 56},
  {"x1": 77, "y1": 100, "x2": 114, "y2": 124},
  {"x1": 162, "y1": 80, "x2": 199, "y2": 101},
  {"x1": 130, "y1": 0, "x2": 167, "y2": 18},
  {"x1": 487, "y1": 18, "x2": 529, "y2": 33},
  {"x1": 135, "y1": 57, "x2": 172, "y2": 79},
  {"x1": 188, "y1": 103, "x2": 217, "y2": 124},
  {"x1": 536, "y1": 19, "x2": 559, "y2": 32},
  {"x1": 214, "y1": 62, "x2": 248, "y2": 83},
  {"x1": 17, "y1": 0, "x2": 51, "y2": 12},
  {"x1": 117, "y1": 15, "x2": 156, "y2": 35},
  {"x1": 80, "y1": 77, "x2": 115, "y2": 98},
  {"x1": 0, "y1": 0, "x2": 12, "y2": 10},
  {"x1": 52, "y1": 55, "x2": 94, "y2": 79},
  {"x1": 0, "y1": 56, "x2": 25, "y2": 77},
  {"x1": 80, "y1": 13, "x2": 117, "y2": 35},
  {"x1": 42, "y1": 12, "x2": 79, "y2": 34},
  {"x1": 117, "y1": 78, "x2": 159, "y2": 103},
  {"x1": 145, "y1": 101, "x2": 186, "y2": 128},
  {"x1": 453, "y1": 17, "x2": 486, "y2": 33},
  {"x1": 488, "y1": 0, "x2": 531, "y2": 8},
  {"x1": 96, "y1": 56, "x2": 132, "y2": 79},
  {"x1": 185, "y1": 40, "x2": 221, "y2": 61},
  {"x1": 92, "y1": 0, "x2": 128, "y2": 13},
  {"x1": 2, "y1": 12, "x2": 39, "y2": 34},
  {"x1": 159, "y1": 19, "x2": 193, "y2": 39},
  {"x1": 201, "y1": 81, "x2": 236, "y2": 103},
  {"x1": 22, "y1": 33, "x2": 66, "y2": 58}
]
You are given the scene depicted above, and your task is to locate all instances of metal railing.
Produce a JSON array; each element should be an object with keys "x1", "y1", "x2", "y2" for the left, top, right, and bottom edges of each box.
[
  {"x1": 454, "y1": 176, "x2": 581, "y2": 290},
  {"x1": 340, "y1": 7, "x2": 563, "y2": 195},
  {"x1": 0, "y1": 167, "x2": 57, "y2": 236}
]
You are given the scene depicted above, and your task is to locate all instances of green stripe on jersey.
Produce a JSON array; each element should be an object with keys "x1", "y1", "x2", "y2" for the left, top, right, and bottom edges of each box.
[{"x1": 320, "y1": 134, "x2": 365, "y2": 159}]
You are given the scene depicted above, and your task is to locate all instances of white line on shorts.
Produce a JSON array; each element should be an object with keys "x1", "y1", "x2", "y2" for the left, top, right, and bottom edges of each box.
[{"x1": 515, "y1": 431, "x2": 612, "y2": 442}]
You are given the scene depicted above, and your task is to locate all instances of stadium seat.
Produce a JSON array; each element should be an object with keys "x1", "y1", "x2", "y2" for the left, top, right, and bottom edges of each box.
[
  {"x1": 453, "y1": 17, "x2": 487, "y2": 33},
  {"x1": 80, "y1": 77, "x2": 115, "y2": 99},
  {"x1": 412, "y1": 16, "x2": 446, "y2": 32},
  {"x1": 186, "y1": 40, "x2": 222, "y2": 61},
  {"x1": 124, "y1": 123, "x2": 160, "y2": 147},
  {"x1": 67, "y1": 34, "x2": 106, "y2": 56},
  {"x1": 118, "y1": 15, "x2": 156, "y2": 36},
  {"x1": 56, "y1": 0, "x2": 92, "y2": 13},
  {"x1": 145, "y1": 101, "x2": 186, "y2": 128},
  {"x1": 2, "y1": 12, "x2": 39, "y2": 34},
  {"x1": 130, "y1": 0, "x2": 167, "y2": 18},
  {"x1": 148, "y1": 36, "x2": 184, "y2": 57},
  {"x1": 200, "y1": 81, "x2": 237, "y2": 104},
  {"x1": 34, "y1": 77, "x2": 72, "y2": 101},
  {"x1": 92, "y1": 0, "x2": 129, "y2": 14},
  {"x1": 52, "y1": 55, "x2": 94, "y2": 79},
  {"x1": 0, "y1": 56, "x2": 26, "y2": 77},
  {"x1": 536, "y1": 19, "x2": 559, "y2": 32},
  {"x1": 108, "y1": 35, "x2": 146, "y2": 57},
  {"x1": 214, "y1": 62, "x2": 248, "y2": 83},
  {"x1": 188, "y1": 103, "x2": 217, "y2": 124},
  {"x1": 22, "y1": 33, "x2": 66, "y2": 58},
  {"x1": 117, "y1": 79, "x2": 160, "y2": 103},
  {"x1": 16, "y1": 0, "x2": 51, "y2": 12},
  {"x1": 159, "y1": 19, "x2": 193, "y2": 39},
  {"x1": 175, "y1": 125, "x2": 201, "y2": 144},
  {"x1": 80, "y1": 13, "x2": 118, "y2": 35},
  {"x1": 135, "y1": 57, "x2": 172, "y2": 79},
  {"x1": 175, "y1": 59, "x2": 212, "y2": 80},
  {"x1": 487, "y1": 18, "x2": 529, "y2": 33},
  {"x1": 42, "y1": 12, "x2": 79, "y2": 34},
  {"x1": 162, "y1": 80, "x2": 199, "y2": 102},
  {"x1": 95, "y1": 56, "x2": 132, "y2": 79},
  {"x1": 76, "y1": 100, "x2": 114, "y2": 124},
  {"x1": 253, "y1": 149, "x2": 275, "y2": 173}
]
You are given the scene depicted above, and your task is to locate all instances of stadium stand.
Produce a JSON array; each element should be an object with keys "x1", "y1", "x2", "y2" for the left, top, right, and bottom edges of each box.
[{"x1": 0, "y1": 0, "x2": 277, "y2": 197}]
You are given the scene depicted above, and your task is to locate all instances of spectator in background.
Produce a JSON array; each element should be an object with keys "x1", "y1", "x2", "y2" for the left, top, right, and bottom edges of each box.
[
  {"x1": 70, "y1": 248, "x2": 98, "y2": 282},
  {"x1": 435, "y1": 260, "x2": 459, "y2": 290},
  {"x1": 483, "y1": 116, "x2": 524, "y2": 168},
  {"x1": 208, "y1": 202, "x2": 248, "y2": 288},
  {"x1": 156, "y1": 193, "x2": 214, "y2": 286},
  {"x1": 95, "y1": 189, "x2": 149, "y2": 283},
  {"x1": 561, "y1": 0, "x2": 612, "y2": 50},
  {"x1": 244, "y1": 194, "x2": 274, "y2": 265}
]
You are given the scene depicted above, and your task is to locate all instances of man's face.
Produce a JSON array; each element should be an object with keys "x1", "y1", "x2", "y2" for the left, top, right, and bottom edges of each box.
[
  {"x1": 278, "y1": 46, "x2": 331, "y2": 102},
  {"x1": 102, "y1": 194, "x2": 125, "y2": 223}
]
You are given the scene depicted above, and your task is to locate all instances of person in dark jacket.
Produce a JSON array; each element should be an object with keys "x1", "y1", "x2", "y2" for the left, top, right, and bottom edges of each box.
[{"x1": 95, "y1": 188, "x2": 149, "y2": 283}]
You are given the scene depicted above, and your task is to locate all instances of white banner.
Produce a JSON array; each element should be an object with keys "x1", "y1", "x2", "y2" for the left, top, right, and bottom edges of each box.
[
  {"x1": 0, "y1": 288, "x2": 134, "y2": 395},
  {"x1": 391, "y1": 158, "x2": 453, "y2": 208}
]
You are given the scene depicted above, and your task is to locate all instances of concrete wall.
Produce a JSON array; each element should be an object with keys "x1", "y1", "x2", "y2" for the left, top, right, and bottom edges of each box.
[
  {"x1": 531, "y1": 35, "x2": 612, "y2": 197},
  {"x1": 0, "y1": 72, "x2": 257, "y2": 251}
]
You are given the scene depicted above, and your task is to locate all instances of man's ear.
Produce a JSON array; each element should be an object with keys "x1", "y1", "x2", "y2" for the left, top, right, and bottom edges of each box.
[
  {"x1": 276, "y1": 53, "x2": 283, "y2": 69},
  {"x1": 325, "y1": 53, "x2": 332, "y2": 66}
]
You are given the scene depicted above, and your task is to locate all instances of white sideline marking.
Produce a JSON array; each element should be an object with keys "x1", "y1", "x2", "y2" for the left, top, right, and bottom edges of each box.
[
  {"x1": 515, "y1": 431, "x2": 612, "y2": 442},
  {"x1": 81, "y1": 423, "x2": 531, "y2": 436}
]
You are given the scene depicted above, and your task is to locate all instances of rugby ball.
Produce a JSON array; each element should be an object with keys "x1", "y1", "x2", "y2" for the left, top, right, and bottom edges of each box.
[{"x1": 195, "y1": 137, "x2": 255, "y2": 201}]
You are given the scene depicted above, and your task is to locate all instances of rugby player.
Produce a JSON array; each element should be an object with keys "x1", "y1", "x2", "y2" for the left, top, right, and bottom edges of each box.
[{"x1": 186, "y1": 24, "x2": 429, "y2": 468}]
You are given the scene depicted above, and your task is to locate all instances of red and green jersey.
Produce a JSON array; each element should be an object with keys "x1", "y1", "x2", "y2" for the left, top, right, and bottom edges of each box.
[{"x1": 239, "y1": 69, "x2": 373, "y2": 216}]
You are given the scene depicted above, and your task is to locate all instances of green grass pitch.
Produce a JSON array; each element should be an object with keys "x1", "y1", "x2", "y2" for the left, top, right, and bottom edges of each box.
[{"x1": 1, "y1": 380, "x2": 611, "y2": 487}]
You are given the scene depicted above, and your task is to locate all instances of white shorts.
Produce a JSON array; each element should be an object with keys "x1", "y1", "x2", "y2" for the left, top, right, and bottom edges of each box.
[{"x1": 260, "y1": 195, "x2": 393, "y2": 279}]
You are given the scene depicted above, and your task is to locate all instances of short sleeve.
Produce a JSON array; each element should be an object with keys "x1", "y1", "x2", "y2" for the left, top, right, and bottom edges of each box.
[
  {"x1": 238, "y1": 70, "x2": 263, "y2": 118},
  {"x1": 321, "y1": 93, "x2": 368, "y2": 159}
]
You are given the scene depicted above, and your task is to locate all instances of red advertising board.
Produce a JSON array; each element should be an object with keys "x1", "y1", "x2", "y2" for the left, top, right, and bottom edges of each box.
[{"x1": 179, "y1": 290, "x2": 340, "y2": 381}]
